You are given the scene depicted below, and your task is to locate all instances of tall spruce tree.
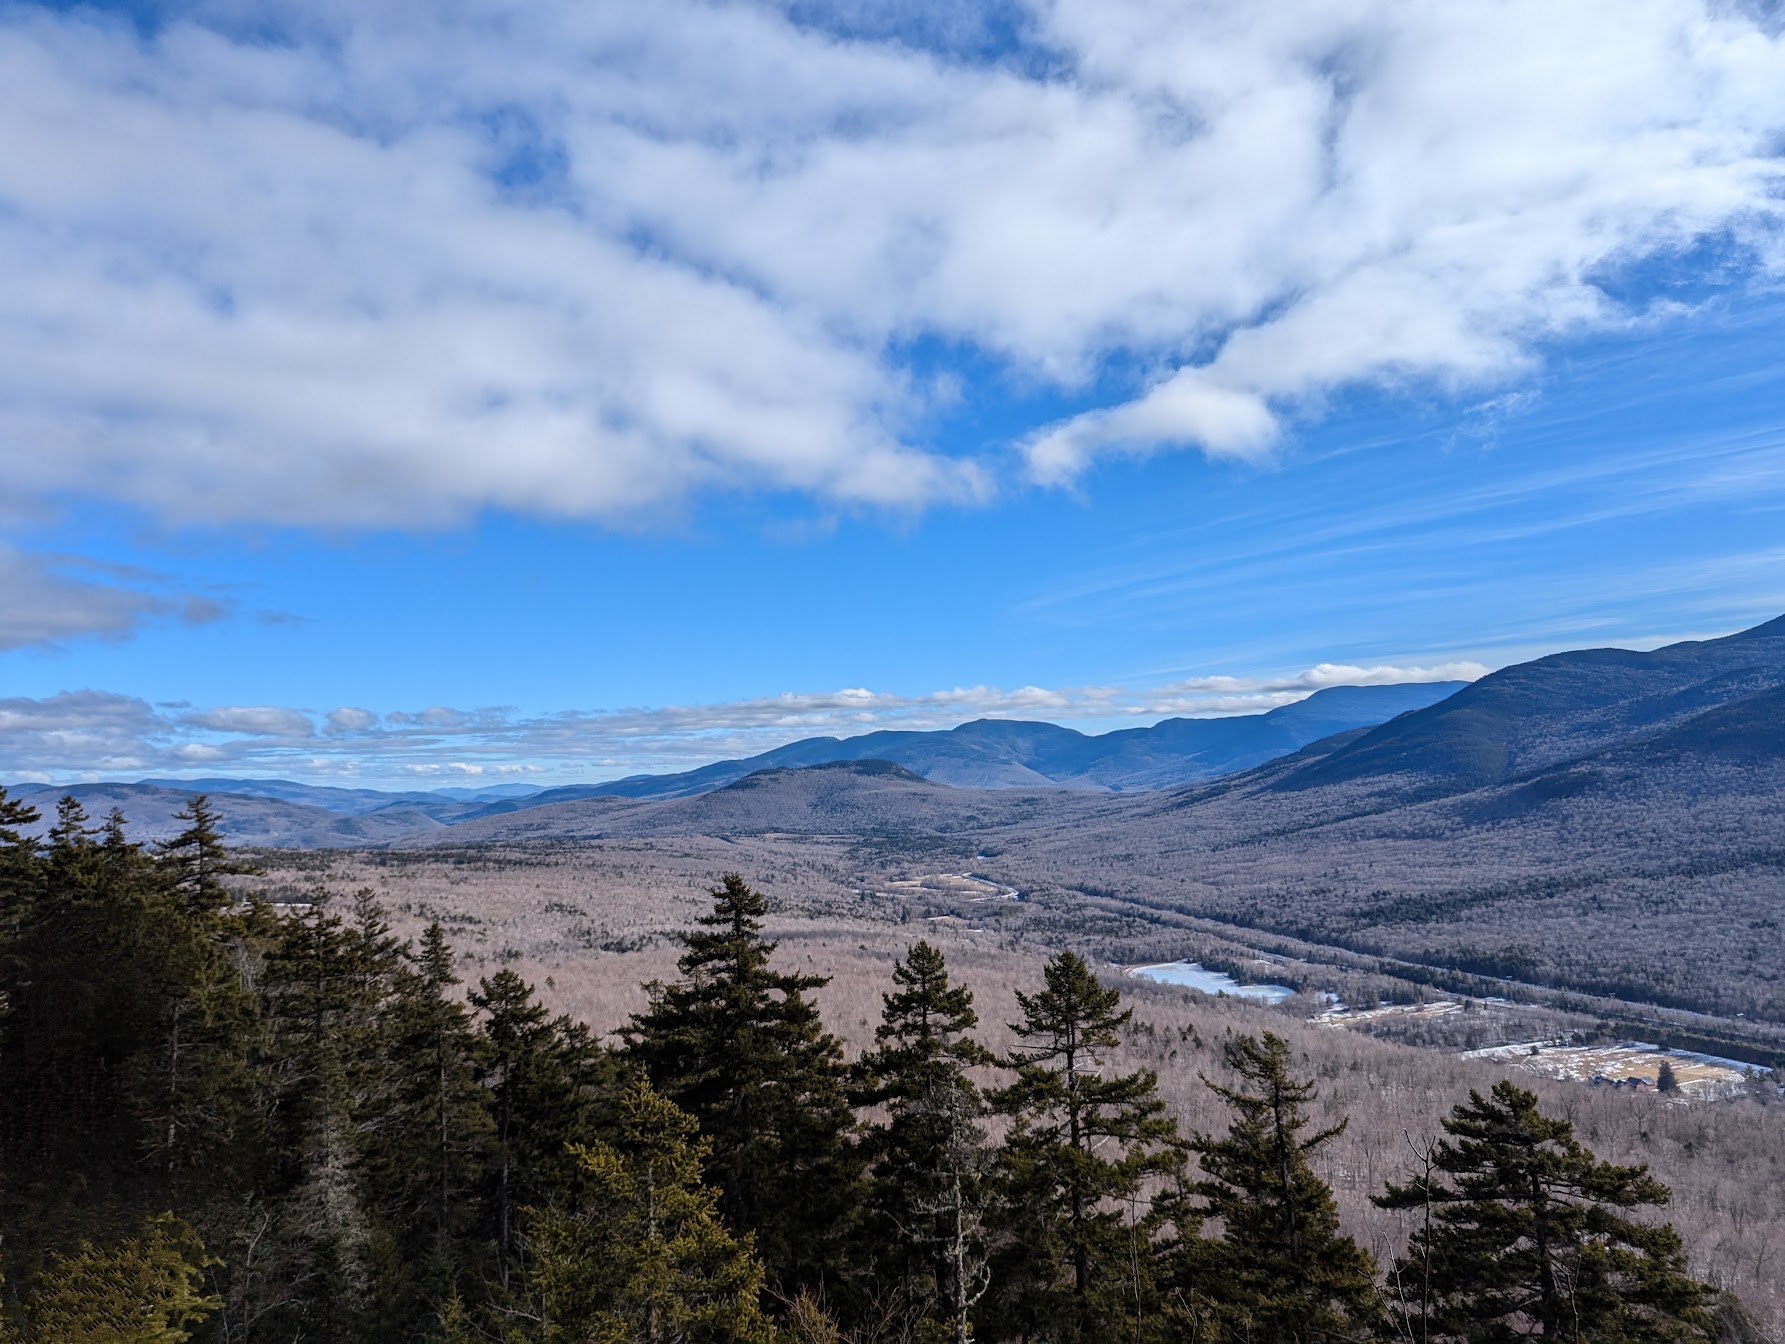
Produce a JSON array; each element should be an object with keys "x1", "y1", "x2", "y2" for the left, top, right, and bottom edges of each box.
[
  {"x1": 45, "y1": 797, "x2": 104, "y2": 898},
  {"x1": 625, "y1": 874, "x2": 860, "y2": 1297},
  {"x1": 153, "y1": 795, "x2": 260, "y2": 915},
  {"x1": 470, "y1": 968, "x2": 556, "y2": 1294},
  {"x1": 988, "y1": 951, "x2": 1184, "y2": 1344},
  {"x1": 243, "y1": 890, "x2": 395, "y2": 1343},
  {"x1": 370, "y1": 923, "x2": 491, "y2": 1333},
  {"x1": 0, "y1": 788, "x2": 41, "y2": 993},
  {"x1": 1375, "y1": 1080, "x2": 1711, "y2": 1343},
  {"x1": 855, "y1": 940, "x2": 998, "y2": 1343},
  {"x1": 1186, "y1": 1032, "x2": 1378, "y2": 1344},
  {"x1": 524, "y1": 1079, "x2": 776, "y2": 1344},
  {"x1": 469, "y1": 968, "x2": 622, "y2": 1298}
]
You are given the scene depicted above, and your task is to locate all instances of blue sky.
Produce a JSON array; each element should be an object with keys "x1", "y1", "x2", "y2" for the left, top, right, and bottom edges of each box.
[{"x1": 3, "y1": 0, "x2": 1785, "y2": 787}]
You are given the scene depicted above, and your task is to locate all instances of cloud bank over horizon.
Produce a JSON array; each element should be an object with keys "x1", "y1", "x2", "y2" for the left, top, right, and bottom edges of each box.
[
  {"x1": 1, "y1": 0, "x2": 1783, "y2": 531},
  {"x1": 0, "y1": 659, "x2": 1487, "y2": 788}
]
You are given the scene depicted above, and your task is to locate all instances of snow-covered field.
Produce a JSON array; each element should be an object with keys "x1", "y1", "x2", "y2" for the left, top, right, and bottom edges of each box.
[{"x1": 1465, "y1": 1040, "x2": 1757, "y2": 1100}]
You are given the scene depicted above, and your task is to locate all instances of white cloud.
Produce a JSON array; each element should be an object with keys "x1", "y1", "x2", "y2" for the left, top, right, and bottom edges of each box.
[
  {"x1": 1159, "y1": 662, "x2": 1492, "y2": 696},
  {"x1": 183, "y1": 706, "x2": 316, "y2": 737},
  {"x1": 0, "y1": 661, "x2": 1486, "y2": 786},
  {"x1": 0, "y1": 690, "x2": 167, "y2": 774},
  {"x1": 0, "y1": 0, "x2": 1779, "y2": 524},
  {"x1": 1143, "y1": 661, "x2": 1490, "y2": 716},
  {"x1": 0, "y1": 546, "x2": 225, "y2": 651},
  {"x1": 325, "y1": 707, "x2": 377, "y2": 734},
  {"x1": 1025, "y1": 372, "x2": 1279, "y2": 484}
]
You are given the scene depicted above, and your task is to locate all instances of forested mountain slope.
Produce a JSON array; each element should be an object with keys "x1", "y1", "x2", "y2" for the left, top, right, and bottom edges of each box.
[
  {"x1": 4, "y1": 781, "x2": 455, "y2": 847},
  {"x1": 421, "y1": 759, "x2": 1122, "y2": 845},
  {"x1": 407, "y1": 619, "x2": 1785, "y2": 1022},
  {"x1": 1277, "y1": 616, "x2": 1785, "y2": 794},
  {"x1": 987, "y1": 617, "x2": 1785, "y2": 1022}
]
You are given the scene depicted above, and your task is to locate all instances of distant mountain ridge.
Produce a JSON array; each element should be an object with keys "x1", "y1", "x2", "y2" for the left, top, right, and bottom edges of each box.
[
  {"x1": 512, "y1": 680, "x2": 1467, "y2": 803},
  {"x1": 431, "y1": 613, "x2": 1785, "y2": 862},
  {"x1": 2, "y1": 680, "x2": 1465, "y2": 846}
]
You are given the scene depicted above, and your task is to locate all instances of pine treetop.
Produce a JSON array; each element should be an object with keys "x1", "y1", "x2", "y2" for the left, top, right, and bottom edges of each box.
[
  {"x1": 1008, "y1": 950, "x2": 1130, "y2": 1064},
  {"x1": 0, "y1": 785, "x2": 41, "y2": 847},
  {"x1": 153, "y1": 795, "x2": 262, "y2": 913},
  {"x1": 1188, "y1": 1032, "x2": 1379, "y2": 1344},
  {"x1": 1375, "y1": 1080, "x2": 1710, "y2": 1343},
  {"x1": 858, "y1": 939, "x2": 995, "y2": 1102}
]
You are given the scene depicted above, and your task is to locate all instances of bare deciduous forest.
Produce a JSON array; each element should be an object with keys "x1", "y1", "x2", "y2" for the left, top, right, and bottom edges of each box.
[{"x1": 248, "y1": 840, "x2": 1785, "y2": 1336}]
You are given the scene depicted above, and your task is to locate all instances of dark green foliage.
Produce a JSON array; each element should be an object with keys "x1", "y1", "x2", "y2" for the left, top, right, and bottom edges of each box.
[
  {"x1": 369, "y1": 923, "x2": 492, "y2": 1325},
  {"x1": 14, "y1": 1213, "x2": 218, "y2": 1344},
  {"x1": 987, "y1": 951, "x2": 1186, "y2": 1344},
  {"x1": 153, "y1": 795, "x2": 261, "y2": 915},
  {"x1": 0, "y1": 786, "x2": 42, "y2": 942},
  {"x1": 625, "y1": 874, "x2": 861, "y2": 1296},
  {"x1": 1185, "y1": 1032, "x2": 1379, "y2": 1343},
  {"x1": 855, "y1": 940, "x2": 997, "y2": 1342},
  {"x1": 0, "y1": 792, "x2": 263, "y2": 1263},
  {"x1": 45, "y1": 797, "x2": 105, "y2": 898},
  {"x1": 1376, "y1": 1080, "x2": 1711, "y2": 1343},
  {"x1": 523, "y1": 1078, "x2": 776, "y2": 1344},
  {"x1": 227, "y1": 889, "x2": 403, "y2": 1342},
  {"x1": 469, "y1": 966, "x2": 622, "y2": 1298}
]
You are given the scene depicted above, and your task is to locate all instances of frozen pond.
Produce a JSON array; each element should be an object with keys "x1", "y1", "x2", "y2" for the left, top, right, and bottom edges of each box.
[{"x1": 1128, "y1": 961, "x2": 1296, "y2": 1004}]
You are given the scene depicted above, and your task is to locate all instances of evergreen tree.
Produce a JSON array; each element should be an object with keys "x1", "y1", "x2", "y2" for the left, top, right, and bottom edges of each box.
[
  {"x1": 45, "y1": 797, "x2": 104, "y2": 898},
  {"x1": 240, "y1": 889, "x2": 395, "y2": 1343},
  {"x1": 469, "y1": 968, "x2": 622, "y2": 1297},
  {"x1": 855, "y1": 940, "x2": 997, "y2": 1344},
  {"x1": 371, "y1": 923, "x2": 492, "y2": 1330},
  {"x1": 525, "y1": 1079, "x2": 776, "y2": 1344},
  {"x1": 99, "y1": 807, "x2": 140, "y2": 880},
  {"x1": 0, "y1": 786, "x2": 42, "y2": 960},
  {"x1": 0, "y1": 801, "x2": 260, "y2": 1251},
  {"x1": 987, "y1": 951, "x2": 1184, "y2": 1344},
  {"x1": 1186, "y1": 1032, "x2": 1378, "y2": 1344},
  {"x1": 1376, "y1": 1080, "x2": 1711, "y2": 1343},
  {"x1": 154, "y1": 795, "x2": 260, "y2": 915},
  {"x1": 625, "y1": 875, "x2": 860, "y2": 1296},
  {"x1": 20, "y1": 1213, "x2": 218, "y2": 1344},
  {"x1": 130, "y1": 877, "x2": 267, "y2": 1205},
  {"x1": 471, "y1": 968, "x2": 556, "y2": 1294}
]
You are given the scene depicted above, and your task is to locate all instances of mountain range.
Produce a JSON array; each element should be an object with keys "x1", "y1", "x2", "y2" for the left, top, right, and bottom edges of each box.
[
  {"x1": 3, "y1": 680, "x2": 1462, "y2": 846},
  {"x1": 8, "y1": 616, "x2": 1783, "y2": 1021},
  {"x1": 991, "y1": 613, "x2": 1785, "y2": 1023},
  {"x1": 1275, "y1": 612, "x2": 1785, "y2": 795},
  {"x1": 400, "y1": 613, "x2": 1785, "y2": 1024}
]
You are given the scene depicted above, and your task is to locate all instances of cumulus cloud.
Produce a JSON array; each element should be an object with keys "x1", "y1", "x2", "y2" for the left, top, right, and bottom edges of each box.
[
  {"x1": 1025, "y1": 372, "x2": 1280, "y2": 484},
  {"x1": 1143, "y1": 661, "x2": 1491, "y2": 716},
  {"x1": 0, "y1": 546, "x2": 225, "y2": 651},
  {"x1": 0, "y1": 661, "x2": 1486, "y2": 785},
  {"x1": 0, "y1": 0, "x2": 1780, "y2": 525},
  {"x1": 0, "y1": 690, "x2": 170, "y2": 774},
  {"x1": 182, "y1": 706, "x2": 316, "y2": 737}
]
